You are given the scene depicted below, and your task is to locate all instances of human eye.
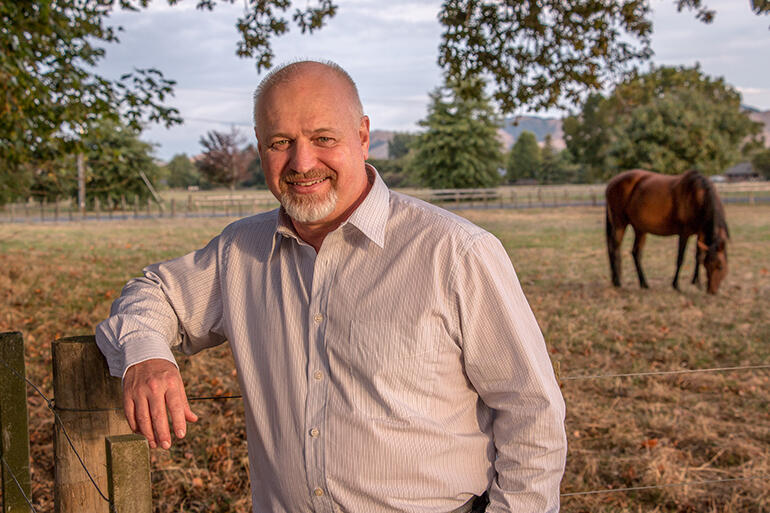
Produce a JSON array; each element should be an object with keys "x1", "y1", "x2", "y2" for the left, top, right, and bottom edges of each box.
[
  {"x1": 269, "y1": 139, "x2": 291, "y2": 151},
  {"x1": 315, "y1": 136, "x2": 336, "y2": 147}
]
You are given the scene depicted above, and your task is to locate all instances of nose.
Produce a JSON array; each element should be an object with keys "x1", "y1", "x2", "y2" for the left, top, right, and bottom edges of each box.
[{"x1": 288, "y1": 139, "x2": 317, "y2": 174}]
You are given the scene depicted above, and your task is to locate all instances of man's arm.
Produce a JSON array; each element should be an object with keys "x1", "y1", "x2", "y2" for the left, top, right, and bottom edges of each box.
[
  {"x1": 96, "y1": 234, "x2": 226, "y2": 449},
  {"x1": 454, "y1": 233, "x2": 567, "y2": 512}
]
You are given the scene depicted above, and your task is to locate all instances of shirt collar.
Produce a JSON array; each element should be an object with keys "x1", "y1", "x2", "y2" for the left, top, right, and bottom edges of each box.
[
  {"x1": 272, "y1": 163, "x2": 389, "y2": 249},
  {"x1": 346, "y1": 164, "x2": 388, "y2": 248}
]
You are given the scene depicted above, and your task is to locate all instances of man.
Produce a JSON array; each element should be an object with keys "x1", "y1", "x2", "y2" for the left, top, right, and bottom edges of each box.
[{"x1": 96, "y1": 60, "x2": 566, "y2": 513}]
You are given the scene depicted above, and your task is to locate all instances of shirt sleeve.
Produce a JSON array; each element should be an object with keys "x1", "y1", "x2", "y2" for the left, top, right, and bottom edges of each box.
[
  {"x1": 453, "y1": 232, "x2": 567, "y2": 513},
  {"x1": 95, "y1": 233, "x2": 227, "y2": 378}
]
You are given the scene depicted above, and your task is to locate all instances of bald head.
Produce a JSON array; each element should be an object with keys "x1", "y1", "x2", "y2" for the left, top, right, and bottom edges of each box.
[{"x1": 253, "y1": 60, "x2": 364, "y2": 137}]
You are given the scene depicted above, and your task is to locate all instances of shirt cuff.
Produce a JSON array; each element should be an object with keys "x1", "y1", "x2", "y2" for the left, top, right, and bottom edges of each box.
[{"x1": 120, "y1": 332, "x2": 178, "y2": 380}]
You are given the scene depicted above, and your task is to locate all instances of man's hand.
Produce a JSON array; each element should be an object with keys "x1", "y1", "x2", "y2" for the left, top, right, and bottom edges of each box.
[{"x1": 123, "y1": 358, "x2": 199, "y2": 449}]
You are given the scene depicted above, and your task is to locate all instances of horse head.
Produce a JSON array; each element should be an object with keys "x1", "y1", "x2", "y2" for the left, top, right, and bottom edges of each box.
[{"x1": 698, "y1": 232, "x2": 728, "y2": 294}]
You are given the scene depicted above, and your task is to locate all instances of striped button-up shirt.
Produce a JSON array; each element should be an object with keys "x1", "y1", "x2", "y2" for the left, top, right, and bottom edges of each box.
[{"x1": 96, "y1": 169, "x2": 566, "y2": 513}]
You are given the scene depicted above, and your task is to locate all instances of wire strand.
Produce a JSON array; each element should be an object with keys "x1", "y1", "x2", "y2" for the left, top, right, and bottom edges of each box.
[
  {"x1": 562, "y1": 363, "x2": 770, "y2": 381},
  {"x1": 188, "y1": 394, "x2": 242, "y2": 401},
  {"x1": 0, "y1": 455, "x2": 37, "y2": 512},
  {"x1": 561, "y1": 474, "x2": 770, "y2": 497}
]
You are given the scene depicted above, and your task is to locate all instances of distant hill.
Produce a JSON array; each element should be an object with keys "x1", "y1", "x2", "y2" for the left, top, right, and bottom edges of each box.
[
  {"x1": 498, "y1": 115, "x2": 565, "y2": 150},
  {"x1": 369, "y1": 130, "x2": 393, "y2": 159}
]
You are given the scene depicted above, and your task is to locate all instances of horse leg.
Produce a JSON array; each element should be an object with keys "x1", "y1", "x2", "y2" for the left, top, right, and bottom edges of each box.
[
  {"x1": 606, "y1": 207, "x2": 625, "y2": 287},
  {"x1": 632, "y1": 229, "x2": 649, "y2": 289},
  {"x1": 672, "y1": 235, "x2": 688, "y2": 291},
  {"x1": 691, "y1": 240, "x2": 702, "y2": 288}
]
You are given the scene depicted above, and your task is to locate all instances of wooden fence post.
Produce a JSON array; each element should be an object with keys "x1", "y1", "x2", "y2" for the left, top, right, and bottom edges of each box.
[
  {"x1": 105, "y1": 434, "x2": 151, "y2": 513},
  {"x1": 52, "y1": 336, "x2": 132, "y2": 513},
  {"x1": 0, "y1": 332, "x2": 32, "y2": 513}
]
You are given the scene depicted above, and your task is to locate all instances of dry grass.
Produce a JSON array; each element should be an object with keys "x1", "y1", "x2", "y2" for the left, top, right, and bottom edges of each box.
[{"x1": 1, "y1": 204, "x2": 768, "y2": 512}]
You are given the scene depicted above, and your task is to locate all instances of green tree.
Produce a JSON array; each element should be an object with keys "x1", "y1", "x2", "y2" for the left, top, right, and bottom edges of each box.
[
  {"x1": 752, "y1": 148, "x2": 770, "y2": 179},
  {"x1": 506, "y1": 131, "x2": 541, "y2": 183},
  {"x1": 0, "y1": 1, "x2": 181, "y2": 203},
  {"x1": 562, "y1": 94, "x2": 615, "y2": 182},
  {"x1": 438, "y1": 1, "x2": 769, "y2": 114},
  {"x1": 538, "y1": 135, "x2": 581, "y2": 184},
  {"x1": 408, "y1": 79, "x2": 502, "y2": 189},
  {"x1": 164, "y1": 154, "x2": 202, "y2": 189},
  {"x1": 563, "y1": 65, "x2": 763, "y2": 180},
  {"x1": 388, "y1": 132, "x2": 418, "y2": 159},
  {"x1": 30, "y1": 119, "x2": 161, "y2": 204}
]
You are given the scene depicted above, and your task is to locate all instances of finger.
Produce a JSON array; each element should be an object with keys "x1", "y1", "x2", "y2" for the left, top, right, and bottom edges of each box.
[
  {"x1": 180, "y1": 385, "x2": 199, "y2": 424},
  {"x1": 165, "y1": 385, "x2": 188, "y2": 440},
  {"x1": 134, "y1": 397, "x2": 157, "y2": 449},
  {"x1": 148, "y1": 392, "x2": 172, "y2": 450},
  {"x1": 185, "y1": 403, "x2": 199, "y2": 423},
  {"x1": 123, "y1": 395, "x2": 137, "y2": 433}
]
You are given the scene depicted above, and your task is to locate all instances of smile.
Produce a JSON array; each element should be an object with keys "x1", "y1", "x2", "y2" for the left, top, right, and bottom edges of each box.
[{"x1": 287, "y1": 177, "x2": 328, "y2": 186}]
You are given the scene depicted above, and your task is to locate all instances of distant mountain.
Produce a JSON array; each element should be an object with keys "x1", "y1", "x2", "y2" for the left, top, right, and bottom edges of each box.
[
  {"x1": 369, "y1": 130, "x2": 393, "y2": 159},
  {"x1": 499, "y1": 115, "x2": 564, "y2": 150}
]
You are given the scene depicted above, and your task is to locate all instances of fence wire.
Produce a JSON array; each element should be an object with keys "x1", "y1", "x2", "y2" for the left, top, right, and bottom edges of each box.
[
  {"x1": 561, "y1": 474, "x2": 770, "y2": 497},
  {"x1": 561, "y1": 363, "x2": 770, "y2": 381},
  {"x1": 2, "y1": 353, "x2": 769, "y2": 508},
  {"x1": 1, "y1": 455, "x2": 37, "y2": 512}
]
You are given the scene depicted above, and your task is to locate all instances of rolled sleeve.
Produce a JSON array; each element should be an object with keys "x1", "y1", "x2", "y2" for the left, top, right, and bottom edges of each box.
[{"x1": 95, "y1": 234, "x2": 227, "y2": 378}]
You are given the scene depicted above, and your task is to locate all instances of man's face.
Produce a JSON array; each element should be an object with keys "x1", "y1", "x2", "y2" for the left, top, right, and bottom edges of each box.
[{"x1": 256, "y1": 67, "x2": 370, "y2": 227}]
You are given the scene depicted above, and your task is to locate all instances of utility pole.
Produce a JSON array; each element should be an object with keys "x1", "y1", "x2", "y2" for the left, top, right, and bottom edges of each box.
[{"x1": 77, "y1": 153, "x2": 86, "y2": 215}]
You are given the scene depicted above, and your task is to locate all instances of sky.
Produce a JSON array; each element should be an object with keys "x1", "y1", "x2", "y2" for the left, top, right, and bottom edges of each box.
[{"x1": 99, "y1": 0, "x2": 770, "y2": 160}]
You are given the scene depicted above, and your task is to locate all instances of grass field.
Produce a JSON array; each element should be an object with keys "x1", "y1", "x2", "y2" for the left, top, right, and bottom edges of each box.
[{"x1": 1, "y1": 203, "x2": 768, "y2": 512}]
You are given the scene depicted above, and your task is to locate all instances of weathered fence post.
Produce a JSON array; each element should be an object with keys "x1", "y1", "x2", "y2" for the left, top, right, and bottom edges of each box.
[
  {"x1": 170, "y1": 199, "x2": 176, "y2": 218},
  {"x1": 0, "y1": 332, "x2": 32, "y2": 513},
  {"x1": 105, "y1": 434, "x2": 151, "y2": 513},
  {"x1": 52, "y1": 336, "x2": 132, "y2": 513}
]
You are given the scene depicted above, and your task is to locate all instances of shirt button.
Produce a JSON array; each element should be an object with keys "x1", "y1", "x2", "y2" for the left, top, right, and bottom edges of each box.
[
  {"x1": 313, "y1": 313, "x2": 323, "y2": 323},
  {"x1": 314, "y1": 487, "x2": 324, "y2": 497},
  {"x1": 313, "y1": 370, "x2": 323, "y2": 381},
  {"x1": 310, "y1": 428, "x2": 320, "y2": 438}
]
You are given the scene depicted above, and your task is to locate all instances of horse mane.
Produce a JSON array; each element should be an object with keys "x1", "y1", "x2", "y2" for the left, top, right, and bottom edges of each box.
[{"x1": 681, "y1": 170, "x2": 729, "y2": 245}]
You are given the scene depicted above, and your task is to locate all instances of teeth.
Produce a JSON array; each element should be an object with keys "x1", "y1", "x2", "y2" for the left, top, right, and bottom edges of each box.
[{"x1": 290, "y1": 178, "x2": 326, "y2": 186}]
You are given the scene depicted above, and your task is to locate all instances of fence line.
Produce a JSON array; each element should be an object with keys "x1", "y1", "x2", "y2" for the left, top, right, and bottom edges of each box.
[
  {"x1": 0, "y1": 456, "x2": 37, "y2": 513},
  {"x1": 2, "y1": 348, "x2": 769, "y2": 508},
  {"x1": 2, "y1": 185, "x2": 770, "y2": 223}
]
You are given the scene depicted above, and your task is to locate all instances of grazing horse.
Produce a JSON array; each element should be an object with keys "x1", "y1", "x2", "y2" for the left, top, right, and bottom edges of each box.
[{"x1": 605, "y1": 169, "x2": 729, "y2": 294}]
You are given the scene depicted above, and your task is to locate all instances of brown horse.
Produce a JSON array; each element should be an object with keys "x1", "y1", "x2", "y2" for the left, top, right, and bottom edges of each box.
[{"x1": 605, "y1": 169, "x2": 729, "y2": 294}]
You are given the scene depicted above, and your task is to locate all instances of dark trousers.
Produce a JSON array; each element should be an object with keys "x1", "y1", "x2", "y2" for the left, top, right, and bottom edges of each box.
[{"x1": 471, "y1": 491, "x2": 489, "y2": 512}]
